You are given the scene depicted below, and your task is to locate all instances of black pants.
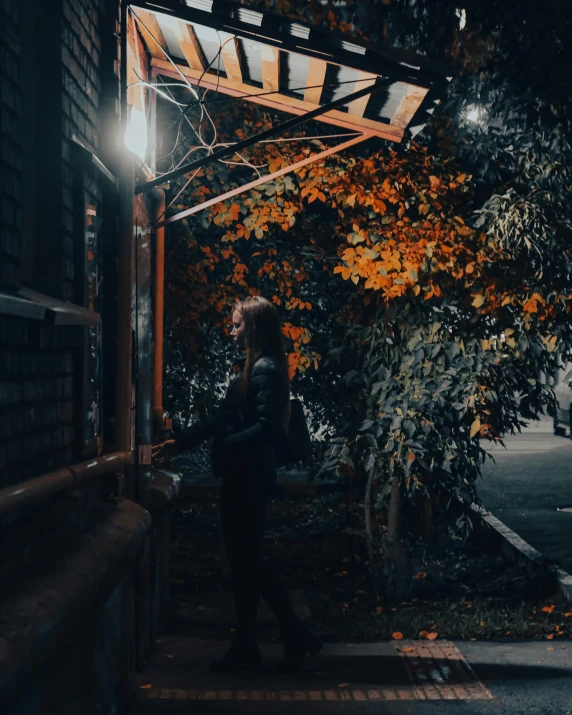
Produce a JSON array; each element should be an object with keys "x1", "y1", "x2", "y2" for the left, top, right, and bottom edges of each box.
[{"x1": 220, "y1": 483, "x2": 299, "y2": 648}]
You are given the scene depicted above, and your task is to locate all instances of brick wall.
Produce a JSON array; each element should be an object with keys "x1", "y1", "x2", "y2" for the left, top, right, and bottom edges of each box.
[
  {"x1": 0, "y1": 317, "x2": 76, "y2": 482},
  {"x1": 0, "y1": 0, "x2": 23, "y2": 291},
  {"x1": 61, "y1": 0, "x2": 105, "y2": 300},
  {"x1": 0, "y1": 0, "x2": 120, "y2": 487}
]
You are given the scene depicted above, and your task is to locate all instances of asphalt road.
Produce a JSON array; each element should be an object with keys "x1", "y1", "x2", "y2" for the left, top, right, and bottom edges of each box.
[{"x1": 479, "y1": 415, "x2": 572, "y2": 575}]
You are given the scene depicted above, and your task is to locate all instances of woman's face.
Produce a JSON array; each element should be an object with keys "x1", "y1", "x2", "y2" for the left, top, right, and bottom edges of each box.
[{"x1": 231, "y1": 310, "x2": 247, "y2": 350}]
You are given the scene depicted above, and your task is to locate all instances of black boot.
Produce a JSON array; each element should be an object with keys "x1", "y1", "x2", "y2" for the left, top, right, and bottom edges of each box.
[
  {"x1": 208, "y1": 643, "x2": 262, "y2": 673},
  {"x1": 276, "y1": 626, "x2": 323, "y2": 673}
]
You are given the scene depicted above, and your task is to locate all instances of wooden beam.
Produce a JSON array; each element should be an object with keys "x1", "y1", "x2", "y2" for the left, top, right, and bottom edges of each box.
[
  {"x1": 347, "y1": 72, "x2": 378, "y2": 118},
  {"x1": 220, "y1": 36, "x2": 244, "y2": 84},
  {"x1": 304, "y1": 57, "x2": 328, "y2": 104},
  {"x1": 390, "y1": 84, "x2": 429, "y2": 128},
  {"x1": 158, "y1": 133, "x2": 372, "y2": 227},
  {"x1": 173, "y1": 20, "x2": 206, "y2": 71},
  {"x1": 127, "y1": 14, "x2": 148, "y2": 110},
  {"x1": 151, "y1": 58, "x2": 404, "y2": 141},
  {"x1": 132, "y1": 7, "x2": 168, "y2": 60},
  {"x1": 259, "y1": 44, "x2": 280, "y2": 93}
]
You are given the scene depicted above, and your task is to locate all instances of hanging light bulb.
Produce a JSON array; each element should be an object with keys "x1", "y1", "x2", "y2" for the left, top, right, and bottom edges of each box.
[
  {"x1": 124, "y1": 106, "x2": 148, "y2": 161},
  {"x1": 462, "y1": 103, "x2": 487, "y2": 127}
]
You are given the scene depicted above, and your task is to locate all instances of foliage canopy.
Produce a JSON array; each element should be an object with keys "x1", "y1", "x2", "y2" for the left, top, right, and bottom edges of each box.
[{"x1": 161, "y1": 0, "x2": 572, "y2": 545}]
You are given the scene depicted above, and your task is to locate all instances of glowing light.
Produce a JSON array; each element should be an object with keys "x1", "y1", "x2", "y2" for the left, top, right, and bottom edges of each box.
[
  {"x1": 456, "y1": 8, "x2": 466, "y2": 30},
  {"x1": 466, "y1": 107, "x2": 480, "y2": 122},
  {"x1": 462, "y1": 104, "x2": 486, "y2": 126},
  {"x1": 124, "y1": 106, "x2": 148, "y2": 161}
]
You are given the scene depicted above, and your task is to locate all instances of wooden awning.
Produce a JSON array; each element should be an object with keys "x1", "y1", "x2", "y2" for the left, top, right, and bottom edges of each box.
[{"x1": 130, "y1": 0, "x2": 451, "y2": 143}]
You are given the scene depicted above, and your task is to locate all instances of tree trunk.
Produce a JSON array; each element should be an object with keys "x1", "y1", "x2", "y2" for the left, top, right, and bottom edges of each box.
[
  {"x1": 364, "y1": 467, "x2": 383, "y2": 592},
  {"x1": 385, "y1": 476, "x2": 410, "y2": 596}
]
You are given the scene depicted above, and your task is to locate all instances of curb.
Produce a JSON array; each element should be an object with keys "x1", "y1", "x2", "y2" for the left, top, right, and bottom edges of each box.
[{"x1": 472, "y1": 504, "x2": 572, "y2": 603}]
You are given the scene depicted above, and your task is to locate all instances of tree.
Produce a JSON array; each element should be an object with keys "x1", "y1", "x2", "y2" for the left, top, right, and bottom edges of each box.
[{"x1": 160, "y1": 0, "x2": 572, "y2": 592}]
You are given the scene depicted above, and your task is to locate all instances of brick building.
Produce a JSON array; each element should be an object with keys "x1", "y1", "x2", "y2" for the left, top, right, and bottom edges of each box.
[
  {"x1": 0, "y1": 2, "x2": 176, "y2": 712},
  {"x1": 0, "y1": 1, "x2": 449, "y2": 711}
]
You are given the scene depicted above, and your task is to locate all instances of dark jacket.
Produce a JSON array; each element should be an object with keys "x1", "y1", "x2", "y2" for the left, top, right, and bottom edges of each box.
[{"x1": 176, "y1": 355, "x2": 288, "y2": 495}]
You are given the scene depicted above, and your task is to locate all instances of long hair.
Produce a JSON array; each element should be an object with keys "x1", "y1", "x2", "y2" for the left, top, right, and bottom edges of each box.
[{"x1": 235, "y1": 296, "x2": 290, "y2": 432}]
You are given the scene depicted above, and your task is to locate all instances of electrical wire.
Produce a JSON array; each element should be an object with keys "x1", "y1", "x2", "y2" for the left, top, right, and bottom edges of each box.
[
  {"x1": 129, "y1": 8, "x2": 199, "y2": 102},
  {"x1": 128, "y1": 10, "x2": 380, "y2": 219},
  {"x1": 129, "y1": 7, "x2": 381, "y2": 174}
]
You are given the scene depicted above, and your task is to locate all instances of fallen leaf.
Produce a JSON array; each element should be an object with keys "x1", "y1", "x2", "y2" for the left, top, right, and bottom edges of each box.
[
  {"x1": 426, "y1": 633, "x2": 438, "y2": 640},
  {"x1": 398, "y1": 647, "x2": 416, "y2": 653},
  {"x1": 393, "y1": 632, "x2": 404, "y2": 640},
  {"x1": 548, "y1": 647, "x2": 554, "y2": 651},
  {"x1": 505, "y1": 631, "x2": 511, "y2": 635},
  {"x1": 419, "y1": 630, "x2": 428, "y2": 638},
  {"x1": 470, "y1": 638, "x2": 477, "y2": 641},
  {"x1": 564, "y1": 613, "x2": 572, "y2": 618},
  {"x1": 542, "y1": 605, "x2": 555, "y2": 613},
  {"x1": 140, "y1": 684, "x2": 152, "y2": 689},
  {"x1": 338, "y1": 683, "x2": 349, "y2": 687},
  {"x1": 547, "y1": 634, "x2": 554, "y2": 640}
]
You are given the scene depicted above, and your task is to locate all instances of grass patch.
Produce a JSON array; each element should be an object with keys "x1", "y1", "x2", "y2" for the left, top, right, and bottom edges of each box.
[{"x1": 171, "y1": 491, "x2": 572, "y2": 641}]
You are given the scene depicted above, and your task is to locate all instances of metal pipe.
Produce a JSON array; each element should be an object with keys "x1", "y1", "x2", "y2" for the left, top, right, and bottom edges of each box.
[
  {"x1": 71, "y1": 452, "x2": 131, "y2": 486},
  {"x1": 157, "y1": 132, "x2": 370, "y2": 227},
  {"x1": 115, "y1": 157, "x2": 136, "y2": 452},
  {"x1": 148, "y1": 70, "x2": 165, "y2": 431},
  {"x1": 152, "y1": 189, "x2": 166, "y2": 427},
  {"x1": 115, "y1": 0, "x2": 136, "y2": 453},
  {"x1": 135, "y1": 78, "x2": 391, "y2": 193},
  {"x1": 0, "y1": 452, "x2": 130, "y2": 517}
]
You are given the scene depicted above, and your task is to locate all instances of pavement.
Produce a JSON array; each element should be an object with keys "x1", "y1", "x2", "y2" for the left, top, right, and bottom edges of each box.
[
  {"x1": 480, "y1": 414, "x2": 572, "y2": 575},
  {"x1": 131, "y1": 415, "x2": 572, "y2": 713},
  {"x1": 132, "y1": 636, "x2": 572, "y2": 714}
]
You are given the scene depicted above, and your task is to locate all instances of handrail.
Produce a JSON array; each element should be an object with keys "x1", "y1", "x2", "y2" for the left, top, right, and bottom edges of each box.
[{"x1": 0, "y1": 452, "x2": 131, "y2": 517}]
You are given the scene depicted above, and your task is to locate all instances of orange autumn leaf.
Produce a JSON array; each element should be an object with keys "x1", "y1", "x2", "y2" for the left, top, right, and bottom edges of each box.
[
  {"x1": 542, "y1": 605, "x2": 555, "y2": 613},
  {"x1": 425, "y1": 632, "x2": 438, "y2": 640},
  {"x1": 547, "y1": 634, "x2": 554, "y2": 640},
  {"x1": 393, "y1": 632, "x2": 404, "y2": 640},
  {"x1": 140, "y1": 684, "x2": 153, "y2": 689}
]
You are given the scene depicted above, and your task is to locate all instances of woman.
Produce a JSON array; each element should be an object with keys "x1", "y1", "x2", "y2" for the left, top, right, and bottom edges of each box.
[{"x1": 154, "y1": 296, "x2": 322, "y2": 672}]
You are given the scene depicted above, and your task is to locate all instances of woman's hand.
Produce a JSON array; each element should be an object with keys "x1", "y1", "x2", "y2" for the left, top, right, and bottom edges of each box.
[{"x1": 152, "y1": 439, "x2": 178, "y2": 461}]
